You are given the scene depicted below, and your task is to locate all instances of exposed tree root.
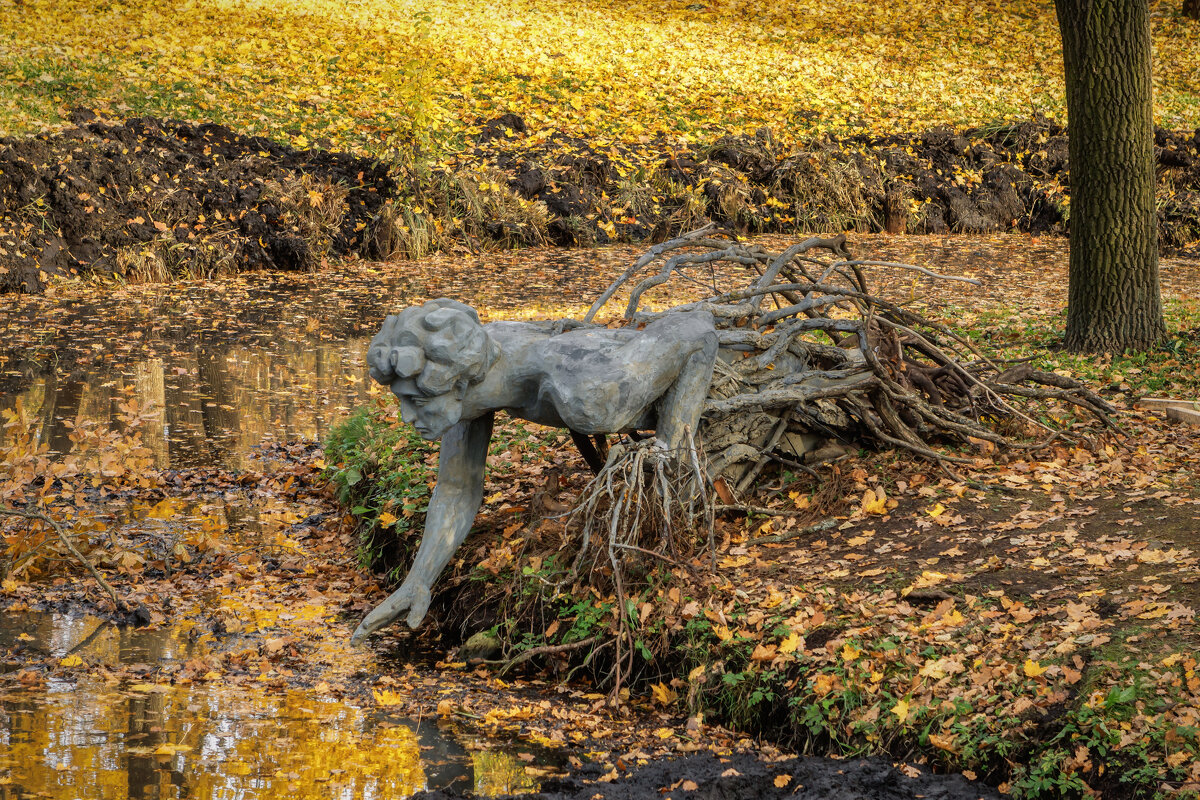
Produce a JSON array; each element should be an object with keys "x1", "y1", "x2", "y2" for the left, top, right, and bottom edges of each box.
[{"x1": 587, "y1": 230, "x2": 1115, "y2": 492}]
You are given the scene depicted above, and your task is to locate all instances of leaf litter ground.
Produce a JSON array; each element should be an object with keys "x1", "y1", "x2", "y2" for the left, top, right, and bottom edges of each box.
[{"x1": 2, "y1": 233, "x2": 1199, "y2": 797}]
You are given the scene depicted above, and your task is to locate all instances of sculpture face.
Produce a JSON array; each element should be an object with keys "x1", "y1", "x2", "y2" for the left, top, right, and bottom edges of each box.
[
  {"x1": 391, "y1": 377, "x2": 463, "y2": 440},
  {"x1": 366, "y1": 299, "x2": 499, "y2": 441}
]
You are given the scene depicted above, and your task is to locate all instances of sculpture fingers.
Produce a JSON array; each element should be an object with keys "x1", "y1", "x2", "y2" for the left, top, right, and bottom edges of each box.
[
  {"x1": 350, "y1": 582, "x2": 417, "y2": 645},
  {"x1": 405, "y1": 582, "x2": 432, "y2": 628}
]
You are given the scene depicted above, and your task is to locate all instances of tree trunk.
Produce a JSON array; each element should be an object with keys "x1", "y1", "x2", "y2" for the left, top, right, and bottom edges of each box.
[
  {"x1": 1184, "y1": 0, "x2": 1200, "y2": 21},
  {"x1": 1054, "y1": 0, "x2": 1165, "y2": 352}
]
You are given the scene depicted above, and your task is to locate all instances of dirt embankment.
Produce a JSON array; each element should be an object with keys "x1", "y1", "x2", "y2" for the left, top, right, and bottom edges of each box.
[
  {"x1": 0, "y1": 110, "x2": 394, "y2": 292},
  {"x1": 3, "y1": 110, "x2": 1200, "y2": 292}
]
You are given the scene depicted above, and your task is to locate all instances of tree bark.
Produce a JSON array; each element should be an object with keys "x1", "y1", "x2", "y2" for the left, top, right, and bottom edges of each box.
[
  {"x1": 1184, "y1": 0, "x2": 1200, "y2": 21},
  {"x1": 1054, "y1": 0, "x2": 1165, "y2": 352}
]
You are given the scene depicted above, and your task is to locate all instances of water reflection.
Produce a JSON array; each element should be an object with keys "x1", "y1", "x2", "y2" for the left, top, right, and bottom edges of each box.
[
  {"x1": 1, "y1": 338, "x2": 377, "y2": 472},
  {"x1": 0, "y1": 612, "x2": 543, "y2": 799}
]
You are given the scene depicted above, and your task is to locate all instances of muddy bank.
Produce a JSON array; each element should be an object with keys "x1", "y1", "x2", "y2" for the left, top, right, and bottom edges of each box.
[
  {"x1": 4, "y1": 111, "x2": 1200, "y2": 292},
  {"x1": 413, "y1": 751, "x2": 1004, "y2": 800}
]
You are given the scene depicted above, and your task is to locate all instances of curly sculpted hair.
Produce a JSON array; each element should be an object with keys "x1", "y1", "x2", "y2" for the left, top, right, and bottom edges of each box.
[{"x1": 366, "y1": 299, "x2": 500, "y2": 397}]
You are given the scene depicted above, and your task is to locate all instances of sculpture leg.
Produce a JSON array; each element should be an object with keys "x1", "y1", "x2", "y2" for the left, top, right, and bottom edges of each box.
[{"x1": 654, "y1": 331, "x2": 718, "y2": 452}]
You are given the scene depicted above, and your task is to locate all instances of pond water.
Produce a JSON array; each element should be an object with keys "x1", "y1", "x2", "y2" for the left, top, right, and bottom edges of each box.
[{"x1": 0, "y1": 610, "x2": 547, "y2": 799}]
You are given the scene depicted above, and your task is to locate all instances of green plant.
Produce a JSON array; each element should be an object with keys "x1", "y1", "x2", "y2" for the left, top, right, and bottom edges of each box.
[{"x1": 323, "y1": 402, "x2": 436, "y2": 578}]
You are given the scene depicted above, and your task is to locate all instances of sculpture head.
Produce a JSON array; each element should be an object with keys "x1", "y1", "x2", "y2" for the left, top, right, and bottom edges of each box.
[{"x1": 367, "y1": 299, "x2": 500, "y2": 440}]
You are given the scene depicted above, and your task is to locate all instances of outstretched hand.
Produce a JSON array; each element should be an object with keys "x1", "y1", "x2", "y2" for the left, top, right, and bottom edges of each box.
[{"x1": 350, "y1": 576, "x2": 432, "y2": 645}]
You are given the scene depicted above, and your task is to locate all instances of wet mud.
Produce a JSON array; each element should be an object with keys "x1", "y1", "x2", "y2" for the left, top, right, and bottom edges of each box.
[{"x1": 414, "y1": 751, "x2": 1005, "y2": 800}]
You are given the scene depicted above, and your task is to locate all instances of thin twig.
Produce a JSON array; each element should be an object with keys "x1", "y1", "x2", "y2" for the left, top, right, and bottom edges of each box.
[
  {"x1": 495, "y1": 635, "x2": 600, "y2": 676},
  {"x1": 747, "y1": 517, "x2": 838, "y2": 545},
  {"x1": 0, "y1": 507, "x2": 127, "y2": 611}
]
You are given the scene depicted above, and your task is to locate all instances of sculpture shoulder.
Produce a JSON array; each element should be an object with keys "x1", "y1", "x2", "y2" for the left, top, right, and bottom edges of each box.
[{"x1": 483, "y1": 320, "x2": 556, "y2": 346}]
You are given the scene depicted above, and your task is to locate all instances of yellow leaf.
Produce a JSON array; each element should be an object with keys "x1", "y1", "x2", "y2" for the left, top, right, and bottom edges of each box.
[
  {"x1": 373, "y1": 689, "x2": 405, "y2": 706},
  {"x1": 841, "y1": 643, "x2": 862, "y2": 662},
  {"x1": 59, "y1": 654, "x2": 83, "y2": 667},
  {"x1": 892, "y1": 698, "x2": 911, "y2": 724},
  {"x1": 377, "y1": 511, "x2": 398, "y2": 528},
  {"x1": 812, "y1": 673, "x2": 837, "y2": 696},
  {"x1": 751, "y1": 643, "x2": 777, "y2": 662},
  {"x1": 927, "y1": 502, "x2": 946, "y2": 518},
  {"x1": 929, "y1": 732, "x2": 958, "y2": 754},
  {"x1": 859, "y1": 488, "x2": 887, "y2": 515},
  {"x1": 773, "y1": 774, "x2": 792, "y2": 787},
  {"x1": 654, "y1": 727, "x2": 674, "y2": 739},
  {"x1": 650, "y1": 682, "x2": 678, "y2": 706},
  {"x1": 779, "y1": 632, "x2": 803, "y2": 655},
  {"x1": 1023, "y1": 659, "x2": 1048, "y2": 678}
]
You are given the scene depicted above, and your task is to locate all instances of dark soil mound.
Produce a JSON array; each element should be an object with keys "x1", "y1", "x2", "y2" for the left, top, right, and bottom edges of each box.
[
  {"x1": 415, "y1": 752, "x2": 1004, "y2": 800},
  {"x1": 0, "y1": 110, "x2": 394, "y2": 292},
  {"x1": 454, "y1": 114, "x2": 1200, "y2": 251},
  {"x1": 4, "y1": 111, "x2": 1199, "y2": 293}
]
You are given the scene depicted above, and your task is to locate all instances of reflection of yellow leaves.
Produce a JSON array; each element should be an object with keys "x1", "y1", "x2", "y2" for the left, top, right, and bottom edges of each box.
[
  {"x1": 128, "y1": 682, "x2": 165, "y2": 693},
  {"x1": 146, "y1": 498, "x2": 185, "y2": 520},
  {"x1": 154, "y1": 743, "x2": 192, "y2": 756}
]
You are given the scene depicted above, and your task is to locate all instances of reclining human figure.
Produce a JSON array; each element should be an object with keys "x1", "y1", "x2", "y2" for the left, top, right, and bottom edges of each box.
[{"x1": 351, "y1": 298, "x2": 718, "y2": 643}]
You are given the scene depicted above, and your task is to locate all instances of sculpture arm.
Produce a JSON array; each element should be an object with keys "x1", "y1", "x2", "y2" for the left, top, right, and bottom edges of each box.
[{"x1": 351, "y1": 411, "x2": 495, "y2": 643}]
